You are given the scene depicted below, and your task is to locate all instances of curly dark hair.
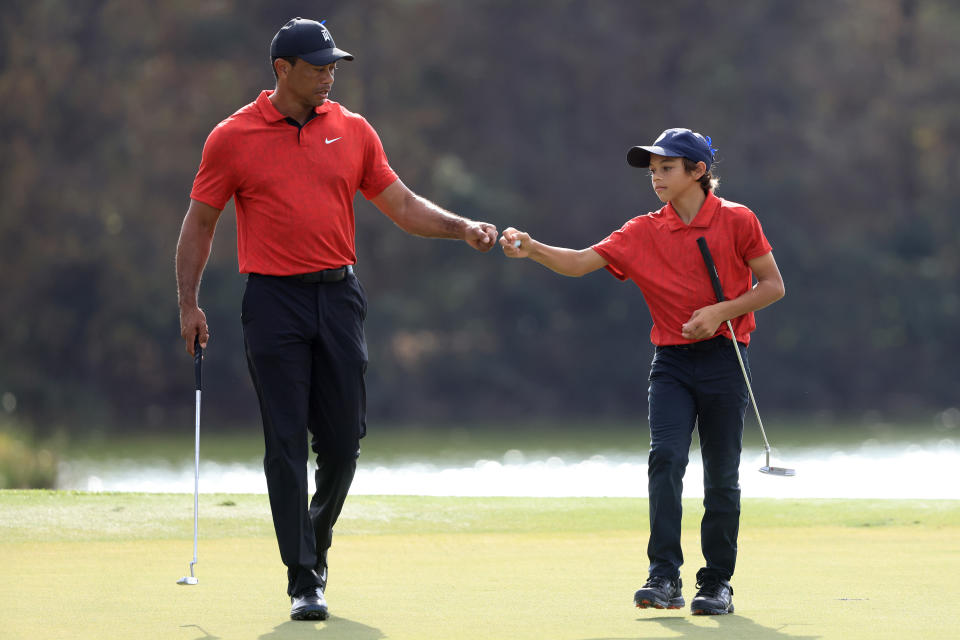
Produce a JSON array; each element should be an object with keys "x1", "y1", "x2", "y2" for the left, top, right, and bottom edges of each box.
[{"x1": 682, "y1": 158, "x2": 720, "y2": 195}]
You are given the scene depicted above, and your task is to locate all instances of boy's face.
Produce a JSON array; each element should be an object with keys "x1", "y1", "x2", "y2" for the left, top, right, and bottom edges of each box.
[{"x1": 647, "y1": 154, "x2": 704, "y2": 203}]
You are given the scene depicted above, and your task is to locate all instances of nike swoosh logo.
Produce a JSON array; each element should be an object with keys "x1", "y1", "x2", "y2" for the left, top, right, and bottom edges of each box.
[{"x1": 325, "y1": 137, "x2": 342, "y2": 144}]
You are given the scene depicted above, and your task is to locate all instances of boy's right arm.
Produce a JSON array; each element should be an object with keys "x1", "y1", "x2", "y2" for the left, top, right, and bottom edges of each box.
[{"x1": 499, "y1": 227, "x2": 607, "y2": 277}]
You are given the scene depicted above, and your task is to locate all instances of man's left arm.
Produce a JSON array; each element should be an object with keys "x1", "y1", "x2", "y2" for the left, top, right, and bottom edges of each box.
[
  {"x1": 370, "y1": 179, "x2": 497, "y2": 252},
  {"x1": 681, "y1": 251, "x2": 785, "y2": 341}
]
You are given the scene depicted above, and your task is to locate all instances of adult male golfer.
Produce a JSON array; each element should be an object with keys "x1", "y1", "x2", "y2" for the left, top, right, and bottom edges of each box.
[{"x1": 176, "y1": 18, "x2": 497, "y2": 621}]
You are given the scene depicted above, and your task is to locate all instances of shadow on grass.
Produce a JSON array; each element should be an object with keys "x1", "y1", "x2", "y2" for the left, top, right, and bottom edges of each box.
[
  {"x1": 180, "y1": 624, "x2": 221, "y2": 639},
  {"x1": 584, "y1": 614, "x2": 820, "y2": 639},
  {"x1": 257, "y1": 616, "x2": 384, "y2": 639}
]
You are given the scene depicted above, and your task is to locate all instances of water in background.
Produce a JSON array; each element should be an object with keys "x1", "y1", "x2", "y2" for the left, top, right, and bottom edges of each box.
[{"x1": 58, "y1": 437, "x2": 959, "y2": 499}]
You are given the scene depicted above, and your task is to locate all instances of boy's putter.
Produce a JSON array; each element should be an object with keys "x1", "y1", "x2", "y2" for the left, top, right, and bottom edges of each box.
[{"x1": 696, "y1": 237, "x2": 795, "y2": 477}]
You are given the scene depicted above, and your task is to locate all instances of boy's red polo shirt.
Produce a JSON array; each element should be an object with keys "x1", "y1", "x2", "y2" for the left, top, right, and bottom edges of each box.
[
  {"x1": 190, "y1": 91, "x2": 398, "y2": 275},
  {"x1": 592, "y1": 192, "x2": 772, "y2": 346}
]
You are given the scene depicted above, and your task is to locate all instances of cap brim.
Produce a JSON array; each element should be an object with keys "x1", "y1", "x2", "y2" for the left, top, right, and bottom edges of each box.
[
  {"x1": 626, "y1": 145, "x2": 683, "y2": 168},
  {"x1": 299, "y1": 48, "x2": 354, "y2": 65}
]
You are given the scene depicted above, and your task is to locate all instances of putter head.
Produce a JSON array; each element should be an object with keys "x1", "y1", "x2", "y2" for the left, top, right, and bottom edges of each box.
[
  {"x1": 760, "y1": 449, "x2": 795, "y2": 476},
  {"x1": 177, "y1": 576, "x2": 199, "y2": 585},
  {"x1": 760, "y1": 465, "x2": 796, "y2": 476}
]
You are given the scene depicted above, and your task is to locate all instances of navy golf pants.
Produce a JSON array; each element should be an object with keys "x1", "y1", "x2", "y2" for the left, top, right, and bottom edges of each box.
[
  {"x1": 242, "y1": 273, "x2": 368, "y2": 596},
  {"x1": 646, "y1": 336, "x2": 748, "y2": 582}
]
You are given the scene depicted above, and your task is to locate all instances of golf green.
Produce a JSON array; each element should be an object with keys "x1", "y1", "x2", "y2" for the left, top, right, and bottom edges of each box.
[{"x1": 1, "y1": 492, "x2": 957, "y2": 639}]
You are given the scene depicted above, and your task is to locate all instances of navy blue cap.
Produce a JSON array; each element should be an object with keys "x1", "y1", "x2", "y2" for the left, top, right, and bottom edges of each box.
[
  {"x1": 627, "y1": 128, "x2": 716, "y2": 170},
  {"x1": 270, "y1": 18, "x2": 354, "y2": 66}
]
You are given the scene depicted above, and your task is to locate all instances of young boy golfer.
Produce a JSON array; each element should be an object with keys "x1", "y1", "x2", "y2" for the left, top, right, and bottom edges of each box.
[{"x1": 499, "y1": 128, "x2": 784, "y2": 615}]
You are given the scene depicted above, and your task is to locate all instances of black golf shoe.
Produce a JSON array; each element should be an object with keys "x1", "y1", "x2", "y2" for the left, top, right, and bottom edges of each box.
[
  {"x1": 634, "y1": 576, "x2": 684, "y2": 609},
  {"x1": 290, "y1": 586, "x2": 329, "y2": 621},
  {"x1": 690, "y1": 574, "x2": 734, "y2": 615}
]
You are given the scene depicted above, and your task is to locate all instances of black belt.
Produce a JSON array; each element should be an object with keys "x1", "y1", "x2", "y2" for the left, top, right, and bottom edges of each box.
[
  {"x1": 657, "y1": 335, "x2": 745, "y2": 352},
  {"x1": 280, "y1": 265, "x2": 353, "y2": 283}
]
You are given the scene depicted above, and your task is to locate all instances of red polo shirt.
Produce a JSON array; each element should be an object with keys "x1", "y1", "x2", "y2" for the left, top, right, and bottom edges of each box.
[
  {"x1": 190, "y1": 91, "x2": 398, "y2": 274},
  {"x1": 592, "y1": 192, "x2": 772, "y2": 346}
]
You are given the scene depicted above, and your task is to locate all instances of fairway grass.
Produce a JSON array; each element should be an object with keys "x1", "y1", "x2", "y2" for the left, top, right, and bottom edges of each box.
[{"x1": 1, "y1": 493, "x2": 958, "y2": 639}]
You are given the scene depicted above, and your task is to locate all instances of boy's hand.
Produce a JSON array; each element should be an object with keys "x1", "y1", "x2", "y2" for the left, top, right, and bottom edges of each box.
[
  {"x1": 682, "y1": 305, "x2": 724, "y2": 341},
  {"x1": 500, "y1": 227, "x2": 532, "y2": 258}
]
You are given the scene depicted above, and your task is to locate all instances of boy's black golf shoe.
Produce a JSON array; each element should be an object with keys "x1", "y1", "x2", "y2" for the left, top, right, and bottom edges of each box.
[{"x1": 634, "y1": 576, "x2": 684, "y2": 609}]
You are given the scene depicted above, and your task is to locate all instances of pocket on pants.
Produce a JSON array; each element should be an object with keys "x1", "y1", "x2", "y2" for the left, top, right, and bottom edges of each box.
[
  {"x1": 349, "y1": 275, "x2": 368, "y2": 321},
  {"x1": 241, "y1": 276, "x2": 255, "y2": 325}
]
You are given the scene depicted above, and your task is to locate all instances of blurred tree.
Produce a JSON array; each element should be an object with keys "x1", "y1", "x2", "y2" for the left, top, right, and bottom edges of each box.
[{"x1": 0, "y1": 0, "x2": 956, "y2": 433}]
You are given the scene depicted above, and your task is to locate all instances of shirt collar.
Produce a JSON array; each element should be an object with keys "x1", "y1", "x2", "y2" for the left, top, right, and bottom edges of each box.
[
  {"x1": 255, "y1": 90, "x2": 334, "y2": 123},
  {"x1": 663, "y1": 191, "x2": 721, "y2": 230}
]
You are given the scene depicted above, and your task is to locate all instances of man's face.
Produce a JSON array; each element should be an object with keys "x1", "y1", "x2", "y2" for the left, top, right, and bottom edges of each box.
[
  {"x1": 647, "y1": 155, "x2": 704, "y2": 203},
  {"x1": 278, "y1": 58, "x2": 337, "y2": 106}
]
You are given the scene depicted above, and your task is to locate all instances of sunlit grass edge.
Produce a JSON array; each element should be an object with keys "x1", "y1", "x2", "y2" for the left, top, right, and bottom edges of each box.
[{"x1": 1, "y1": 490, "x2": 957, "y2": 544}]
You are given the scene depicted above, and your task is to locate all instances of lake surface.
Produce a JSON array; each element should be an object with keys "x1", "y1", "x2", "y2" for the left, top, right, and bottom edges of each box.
[{"x1": 58, "y1": 438, "x2": 959, "y2": 499}]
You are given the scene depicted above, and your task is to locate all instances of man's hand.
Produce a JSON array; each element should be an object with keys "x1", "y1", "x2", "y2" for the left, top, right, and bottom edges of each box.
[
  {"x1": 681, "y1": 305, "x2": 723, "y2": 341},
  {"x1": 180, "y1": 305, "x2": 209, "y2": 356},
  {"x1": 464, "y1": 222, "x2": 498, "y2": 252}
]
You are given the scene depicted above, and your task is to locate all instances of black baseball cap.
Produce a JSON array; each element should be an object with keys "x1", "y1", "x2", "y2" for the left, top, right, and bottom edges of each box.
[
  {"x1": 627, "y1": 128, "x2": 716, "y2": 170},
  {"x1": 270, "y1": 18, "x2": 354, "y2": 66}
]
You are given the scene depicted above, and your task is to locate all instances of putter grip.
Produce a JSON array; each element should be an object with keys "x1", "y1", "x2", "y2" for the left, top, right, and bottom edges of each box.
[
  {"x1": 194, "y1": 336, "x2": 203, "y2": 391},
  {"x1": 696, "y1": 237, "x2": 726, "y2": 303}
]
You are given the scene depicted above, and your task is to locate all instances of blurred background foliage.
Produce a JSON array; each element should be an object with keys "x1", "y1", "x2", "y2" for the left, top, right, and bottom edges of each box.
[
  {"x1": 0, "y1": 0, "x2": 957, "y2": 436},
  {"x1": 0, "y1": 420, "x2": 58, "y2": 488}
]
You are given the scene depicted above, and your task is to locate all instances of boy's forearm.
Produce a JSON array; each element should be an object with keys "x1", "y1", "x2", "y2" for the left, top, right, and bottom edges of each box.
[
  {"x1": 500, "y1": 227, "x2": 607, "y2": 275},
  {"x1": 527, "y1": 240, "x2": 591, "y2": 277},
  {"x1": 716, "y1": 279, "x2": 784, "y2": 322}
]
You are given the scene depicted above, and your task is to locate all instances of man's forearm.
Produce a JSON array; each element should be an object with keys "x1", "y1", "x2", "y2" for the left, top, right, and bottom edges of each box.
[
  {"x1": 176, "y1": 218, "x2": 215, "y2": 307},
  {"x1": 176, "y1": 254, "x2": 204, "y2": 308},
  {"x1": 393, "y1": 192, "x2": 469, "y2": 239}
]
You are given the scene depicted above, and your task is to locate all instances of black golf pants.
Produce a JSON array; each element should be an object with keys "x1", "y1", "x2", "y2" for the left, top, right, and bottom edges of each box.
[
  {"x1": 645, "y1": 336, "x2": 748, "y2": 582},
  {"x1": 242, "y1": 273, "x2": 368, "y2": 597}
]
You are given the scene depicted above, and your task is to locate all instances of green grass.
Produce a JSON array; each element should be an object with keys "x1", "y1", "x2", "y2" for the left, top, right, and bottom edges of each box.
[
  {"x1": 2, "y1": 492, "x2": 959, "y2": 542},
  {"x1": 1, "y1": 491, "x2": 959, "y2": 639}
]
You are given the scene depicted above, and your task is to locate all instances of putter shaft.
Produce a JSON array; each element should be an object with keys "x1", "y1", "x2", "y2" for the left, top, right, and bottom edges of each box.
[
  {"x1": 723, "y1": 320, "x2": 771, "y2": 454},
  {"x1": 179, "y1": 339, "x2": 203, "y2": 584},
  {"x1": 724, "y1": 321, "x2": 795, "y2": 475},
  {"x1": 191, "y1": 387, "x2": 200, "y2": 573}
]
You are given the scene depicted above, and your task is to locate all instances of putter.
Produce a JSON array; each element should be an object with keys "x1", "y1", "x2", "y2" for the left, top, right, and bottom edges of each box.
[
  {"x1": 696, "y1": 237, "x2": 795, "y2": 476},
  {"x1": 177, "y1": 336, "x2": 203, "y2": 585}
]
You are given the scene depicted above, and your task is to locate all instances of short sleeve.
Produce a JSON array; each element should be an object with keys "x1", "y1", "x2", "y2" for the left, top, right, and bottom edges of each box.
[
  {"x1": 737, "y1": 210, "x2": 773, "y2": 262},
  {"x1": 592, "y1": 217, "x2": 647, "y2": 281},
  {"x1": 358, "y1": 118, "x2": 399, "y2": 200},
  {"x1": 189, "y1": 124, "x2": 240, "y2": 211}
]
